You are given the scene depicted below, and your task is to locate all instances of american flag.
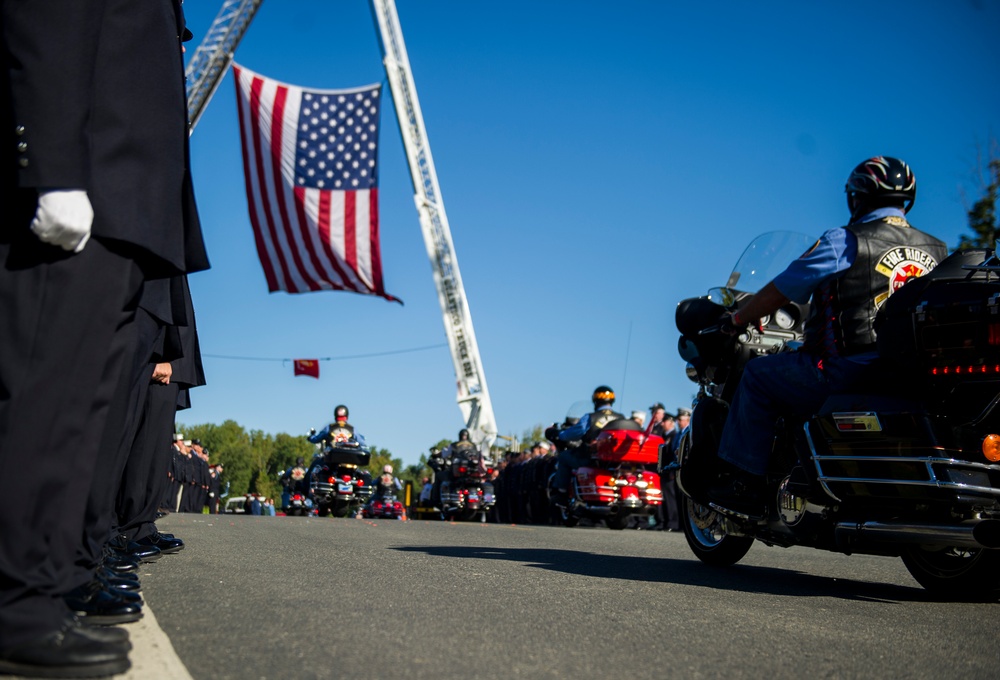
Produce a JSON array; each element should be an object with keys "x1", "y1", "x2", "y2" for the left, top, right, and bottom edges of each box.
[{"x1": 233, "y1": 64, "x2": 397, "y2": 301}]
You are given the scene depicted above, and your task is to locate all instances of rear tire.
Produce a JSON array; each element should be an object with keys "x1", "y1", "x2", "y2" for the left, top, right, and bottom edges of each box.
[
  {"x1": 901, "y1": 546, "x2": 1000, "y2": 601},
  {"x1": 605, "y1": 514, "x2": 629, "y2": 530},
  {"x1": 680, "y1": 495, "x2": 753, "y2": 566},
  {"x1": 331, "y1": 501, "x2": 352, "y2": 518}
]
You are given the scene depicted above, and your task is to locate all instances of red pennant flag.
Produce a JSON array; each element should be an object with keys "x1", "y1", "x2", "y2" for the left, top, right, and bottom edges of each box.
[{"x1": 293, "y1": 359, "x2": 320, "y2": 379}]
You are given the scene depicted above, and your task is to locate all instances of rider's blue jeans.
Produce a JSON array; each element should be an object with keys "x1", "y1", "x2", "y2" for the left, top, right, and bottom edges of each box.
[
  {"x1": 718, "y1": 351, "x2": 869, "y2": 476},
  {"x1": 553, "y1": 447, "x2": 592, "y2": 491}
]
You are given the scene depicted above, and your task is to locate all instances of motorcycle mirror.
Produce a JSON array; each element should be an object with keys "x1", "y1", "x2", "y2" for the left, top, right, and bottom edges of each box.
[{"x1": 708, "y1": 286, "x2": 737, "y2": 308}]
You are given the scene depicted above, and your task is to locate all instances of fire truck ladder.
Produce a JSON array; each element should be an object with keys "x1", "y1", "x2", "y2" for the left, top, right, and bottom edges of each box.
[
  {"x1": 370, "y1": 0, "x2": 498, "y2": 447},
  {"x1": 185, "y1": 0, "x2": 264, "y2": 132}
]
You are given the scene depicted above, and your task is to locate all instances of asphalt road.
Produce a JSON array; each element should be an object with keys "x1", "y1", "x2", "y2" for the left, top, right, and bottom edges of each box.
[{"x1": 128, "y1": 513, "x2": 999, "y2": 680}]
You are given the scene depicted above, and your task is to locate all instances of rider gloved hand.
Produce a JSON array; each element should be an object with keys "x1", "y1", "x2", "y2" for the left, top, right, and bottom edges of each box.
[
  {"x1": 31, "y1": 189, "x2": 94, "y2": 253},
  {"x1": 719, "y1": 310, "x2": 749, "y2": 336}
]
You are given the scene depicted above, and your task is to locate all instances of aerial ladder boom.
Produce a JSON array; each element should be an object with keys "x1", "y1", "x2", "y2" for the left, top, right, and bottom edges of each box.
[
  {"x1": 369, "y1": 0, "x2": 498, "y2": 447},
  {"x1": 184, "y1": 0, "x2": 264, "y2": 132}
]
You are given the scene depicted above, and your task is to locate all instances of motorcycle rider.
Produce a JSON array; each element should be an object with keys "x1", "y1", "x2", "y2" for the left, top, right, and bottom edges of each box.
[
  {"x1": 551, "y1": 385, "x2": 624, "y2": 504},
  {"x1": 709, "y1": 156, "x2": 948, "y2": 515},
  {"x1": 439, "y1": 428, "x2": 477, "y2": 506},
  {"x1": 374, "y1": 464, "x2": 403, "y2": 500},
  {"x1": 280, "y1": 457, "x2": 308, "y2": 510},
  {"x1": 308, "y1": 404, "x2": 362, "y2": 446}
]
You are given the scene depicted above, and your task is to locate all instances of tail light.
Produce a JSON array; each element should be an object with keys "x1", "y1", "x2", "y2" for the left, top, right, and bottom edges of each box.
[
  {"x1": 931, "y1": 364, "x2": 1000, "y2": 376},
  {"x1": 327, "y1": 476, "x2": 335, "y2": 483},
  {"x1": 990, "y1": 323, "x2": 1000, "y2": 346},
  {"x1": 292, "y1": 494, "x2": 301, "y2": 501},
  {"x1": 341, "y1": 475, "x2": 352, "y2": 483},
  {"x1": 487, "y1": 467, "x2": 494, "y2": 475},
  {"x1": 458, "y1": 466, "x2": 468, "y2": 474},
  {"x1": 356, "y1": 479, "x2": 364, "y2": 486},
  {"x1": 626, "y1": 474, "x2": 638, "y2": 484}
]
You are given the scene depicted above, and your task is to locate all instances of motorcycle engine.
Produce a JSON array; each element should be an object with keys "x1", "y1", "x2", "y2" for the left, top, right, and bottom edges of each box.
[{"x1": 776, "y1": 475, "x2": 825, "y2": 527}]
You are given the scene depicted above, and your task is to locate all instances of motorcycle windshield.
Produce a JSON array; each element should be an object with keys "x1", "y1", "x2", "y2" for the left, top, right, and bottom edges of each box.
[{"x1": 712, "y1": 231, "x2": 815, "y2": 303}]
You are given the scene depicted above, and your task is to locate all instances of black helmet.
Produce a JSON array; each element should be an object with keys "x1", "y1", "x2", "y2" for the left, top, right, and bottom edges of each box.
[
  {"x1": 458, "y1": 428, "x2": 470, "y2": 441},
  {"x1": 592, "y1": 385, "x2": 615, "y2": 407},
  {"x1": 333, "y1": 404, "x2": 349, "y2": 422},
  {"x1": 845, "y1": 156, "x2": 916, "y2": 221}
]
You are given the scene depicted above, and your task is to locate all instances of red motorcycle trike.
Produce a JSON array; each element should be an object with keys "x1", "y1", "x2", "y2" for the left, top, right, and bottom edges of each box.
[{"x1": 556, "y1": 421, "x2": 665, "y2": 529}]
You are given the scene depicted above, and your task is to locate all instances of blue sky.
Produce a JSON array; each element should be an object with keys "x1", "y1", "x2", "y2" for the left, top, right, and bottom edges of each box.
[{"x1": 181, "y1": 1, "x2": 1000, "y2": 466}]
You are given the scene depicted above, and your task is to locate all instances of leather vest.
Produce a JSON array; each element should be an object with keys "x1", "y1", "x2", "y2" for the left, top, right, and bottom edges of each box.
[
  {"x1": 804, "y1": 218, "x2": 947, "y2": 358},
  {"x1": 327, "y1": 422, "x2": 355, "y2": 442},
  {"x1": 583, "y1": 407, "x2": 624, "y2": 442}
]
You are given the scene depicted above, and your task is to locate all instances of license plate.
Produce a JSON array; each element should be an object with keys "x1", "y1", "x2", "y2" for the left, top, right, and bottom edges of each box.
[
  {"x1": 337, "y1": 483, "x2": 352, "y2": 493},
  {"x1": 468, "y1": 494, "x2": 480, "y2": 502}
]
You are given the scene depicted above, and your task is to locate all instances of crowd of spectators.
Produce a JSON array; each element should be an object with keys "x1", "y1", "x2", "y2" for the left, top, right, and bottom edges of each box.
[{"x1": 164, "y1": 434, "x2": 225, "y2": 515}]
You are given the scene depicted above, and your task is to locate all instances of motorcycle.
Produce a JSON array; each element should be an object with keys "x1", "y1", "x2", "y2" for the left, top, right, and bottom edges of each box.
[
  {"x1": 440, "y1": 449, "x2": 496, "y2": 522},
  {"x1": 283, "y1": 492, "x2": 312, "y2": 517},
  {"x1": 672, "y1": 231, "x2": 1000, "y2": 600},
  {"x1": 549, "y1": 406, "x2": 665, "y2": 530},
  {"x1": 363, "y1": 494, "x2": 405, "y2": 520},
  {"x1": 307, "y1": 439, "x2": 374, "y2": 518}
]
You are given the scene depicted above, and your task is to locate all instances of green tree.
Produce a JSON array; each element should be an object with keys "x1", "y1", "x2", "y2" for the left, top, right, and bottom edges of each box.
[
  {"x1": 519, "y1": 424, "x2": 546, "y2": 451},
  {"x1": 957, "y1": 141, "x2": 999, "y2": 251}
]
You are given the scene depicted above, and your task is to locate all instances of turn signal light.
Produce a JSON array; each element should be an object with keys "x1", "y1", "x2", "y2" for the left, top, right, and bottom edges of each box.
[{"x1": 983, "y1": 434, "x2": 1000, "y2": 463}]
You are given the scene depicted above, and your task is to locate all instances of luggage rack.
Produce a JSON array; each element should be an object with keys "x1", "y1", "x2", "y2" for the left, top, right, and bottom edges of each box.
[{"x1": 805, "y1": 424, "x2": 1000, "y2": 503}]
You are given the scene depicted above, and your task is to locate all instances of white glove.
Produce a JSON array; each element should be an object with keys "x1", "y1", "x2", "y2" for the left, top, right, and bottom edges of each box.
[{"x1": 30, "y1": 189, "x2": 94, "y2": 253}]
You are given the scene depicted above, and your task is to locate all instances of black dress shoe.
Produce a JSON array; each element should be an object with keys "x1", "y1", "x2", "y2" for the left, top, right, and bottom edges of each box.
[
  {"x1": 0, "y1": 623, "x2": 130, "y2": 678},
  {"x1": 69, "y1": 616, "x2": 130, "y2": 645},
  {"x1": 135, "y1": 531, "x2": 184, "y2": 554},
  {"x1": 95, "y1": 575, "x2": 143, "y2": 604},
  {"x1": 100, "y1": 566, "x2": 140, "y2": 585},
  {"x1": 102, "y1": 551, "x2": 140, "y2": 574},
  {"x1": 109, "y1": 534, "x2": 161, "y2": 563},
  {"x1": 64, "y1": 581, "x2": 143, "y2": 626}
]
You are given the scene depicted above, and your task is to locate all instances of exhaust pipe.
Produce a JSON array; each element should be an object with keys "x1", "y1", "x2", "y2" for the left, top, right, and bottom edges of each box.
[{"x1": 835, "y1": 519, "x2": 1000, "y2": 551}]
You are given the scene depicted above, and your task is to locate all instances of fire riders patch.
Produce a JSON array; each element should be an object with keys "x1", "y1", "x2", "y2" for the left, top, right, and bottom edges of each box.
[{"x1": 873, "y1": 246, "x2": 938, "y2": 307}]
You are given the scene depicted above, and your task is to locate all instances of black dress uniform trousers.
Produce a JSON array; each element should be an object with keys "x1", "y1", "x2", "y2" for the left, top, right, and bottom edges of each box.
[{"x1": 0, "y1": 228, "x2": 142, "y2": 648}]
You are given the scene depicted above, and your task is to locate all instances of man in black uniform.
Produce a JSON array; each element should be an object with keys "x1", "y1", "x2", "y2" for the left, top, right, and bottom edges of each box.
[
  {"x1": 0, "y1": 1, "x2": 208, "y2": 675},
  {"x1": 118, "y1": 275, "x2": 205, "y2": 547}
]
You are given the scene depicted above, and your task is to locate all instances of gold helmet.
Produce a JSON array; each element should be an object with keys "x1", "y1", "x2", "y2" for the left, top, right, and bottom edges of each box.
[{"x1": 592, "y1": 385, "x2": 615, "y2": 407}]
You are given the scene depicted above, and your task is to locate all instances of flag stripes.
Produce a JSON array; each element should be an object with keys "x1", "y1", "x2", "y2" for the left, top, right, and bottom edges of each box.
[{"x1": 233, "y1": 64, "x2": 397, "y2": 301}]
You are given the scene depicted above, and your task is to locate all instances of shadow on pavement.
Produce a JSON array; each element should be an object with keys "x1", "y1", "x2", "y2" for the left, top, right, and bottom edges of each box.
[{"x1": 392, "y1": 545, "x2": 929, "y2": 604}]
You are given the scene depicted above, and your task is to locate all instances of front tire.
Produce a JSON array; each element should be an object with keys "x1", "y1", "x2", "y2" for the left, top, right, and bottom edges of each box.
[
  {"x1": 901, "y1": 546, "x2": 1000, "y2": 601},
  {"x1": 680, "y1": 495, "x2": 753, "y2": 566},
  {"x1": 331, "y1": 500, "x2": 353, "y2": 518}
]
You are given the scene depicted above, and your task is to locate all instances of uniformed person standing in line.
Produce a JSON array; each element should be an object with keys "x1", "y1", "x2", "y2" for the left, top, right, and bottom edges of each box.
[{"x1": 0, "y1": 2, "x2": 208, "y2": 676}]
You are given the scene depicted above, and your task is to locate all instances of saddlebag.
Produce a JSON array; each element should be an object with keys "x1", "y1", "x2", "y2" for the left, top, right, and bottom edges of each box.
[
  {"x1": 324, "y1": 446, "x2": 371, "y2": 466},
  {"x1": 593, "y1": 428, "x2": 663, "y2": 464},
  {"x1": 876, "y1": 248, "x2": 1000, "y2": 376}
]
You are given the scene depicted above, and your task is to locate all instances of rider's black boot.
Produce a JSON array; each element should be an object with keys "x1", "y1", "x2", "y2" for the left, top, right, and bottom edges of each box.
[{"x1": 708, "y1": 466, "x2": 766, "y2": 518}]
